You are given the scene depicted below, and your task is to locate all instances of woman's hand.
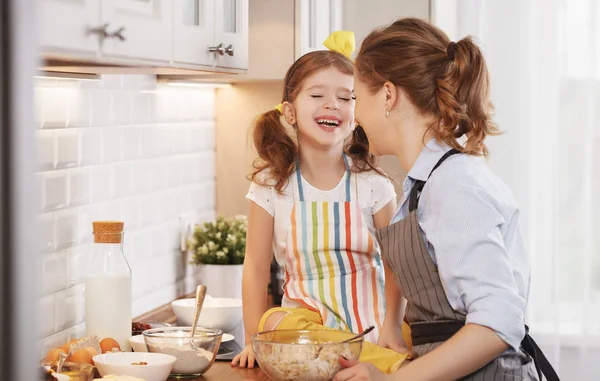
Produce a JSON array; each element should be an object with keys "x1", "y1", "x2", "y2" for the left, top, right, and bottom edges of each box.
[{"x1": 334, "y1": 357, "x2": 391, "y2": 381}]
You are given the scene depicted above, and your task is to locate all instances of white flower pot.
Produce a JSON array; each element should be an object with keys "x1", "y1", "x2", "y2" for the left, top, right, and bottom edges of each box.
[
  {"x1": 195, "y1": 264, "x2": 243, "y2": 299},
  {"x1": 194, "y1": 264, "x2": 245, "y2": 345}
]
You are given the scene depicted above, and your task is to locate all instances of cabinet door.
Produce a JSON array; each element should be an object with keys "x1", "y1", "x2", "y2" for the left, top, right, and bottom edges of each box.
[
  {"x1": 39, "y1": 0, "x2": 101, "y2": 56},
  {"x1": 173, "y1": 0, "x2": 216, "y2": 66},
  {"x1": 100, "y1": 0, "x2": 172, "y2": 63},
  {"x1": 214, "y1": 0, "x2": 249, "y2": 70},
  {"x1": 295, "y1": 0, "x2": 343, "y2": 58}
]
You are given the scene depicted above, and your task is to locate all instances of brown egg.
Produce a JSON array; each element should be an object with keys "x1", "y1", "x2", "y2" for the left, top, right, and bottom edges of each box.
[
  {"x1": 59, "y1": 342, "x2": 72, "y2": 354},
  {"x1": 70, "y1": 348, "x2": 94, "y2": 365},
  {"x1": 100, "y1": 337, "x2": 121, "y2": 353},
  {"x1": 85, "y1": 346, "x2": 98, "y2": 357},
  {"x1": 44, "y1": 348, "x2": 67, "y2": 362}
]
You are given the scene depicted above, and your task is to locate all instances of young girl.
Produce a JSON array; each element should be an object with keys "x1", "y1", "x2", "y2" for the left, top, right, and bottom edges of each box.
[
  {"x1": 335, "y1": 18, "x2": 560, "y2": 381},
  {"x1": 231, "y1": 32, "x2": 411, "y2": 374}
]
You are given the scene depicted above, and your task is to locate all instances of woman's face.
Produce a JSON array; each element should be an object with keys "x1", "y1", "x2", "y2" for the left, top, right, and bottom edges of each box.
[{"x1": 353, "y1": 75, "x2": 393, "y2": 156}]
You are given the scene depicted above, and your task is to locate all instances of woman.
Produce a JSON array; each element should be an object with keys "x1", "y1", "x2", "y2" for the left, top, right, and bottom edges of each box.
[{"x1": 334, "y1": 18, "x2": 560, "y2": 381}]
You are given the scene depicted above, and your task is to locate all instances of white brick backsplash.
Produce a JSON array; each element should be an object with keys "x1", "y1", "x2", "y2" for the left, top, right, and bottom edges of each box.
[
  {"x1": 103, "y1": 127, "x2": 123, "y2": 163},
  {"x1": 68, "y1": 168, "x2": 91, "y2": 207},
  {"x1": 132, "y1": 231, "x2": 151, "y2": 265},
  {"x1": 39, "y1": 295, "x2": 55, "y2": 337},
  {"x1": 78, "y1": 205, "x2": 96, "y2": 245},
  {"x1": 66, "y1": 323, "x2": 86, "y2": 342},
  {"x1": 96, "y1": 200, "x2": 123, "y2": 221},
  {"x1": 141, "y1": 196, "x2": 159, "y2": 225},
  {"x1": 39, "y1": 87, "x2": 68, "y2": 128},
  {"x1": 121, "y1": 198, "x2": 141, "y2": 230},
  {"x1": 68, "y1": 246, "x2": 89, "y2": 287},
  {"x1": 38, "y1": 213, "x2": 55, "y2": 254},
  {"x1": 67, "y1": 88, "x2": 91, "y2": 127},
  {"x1": 56, "y1": 129, "x2": 79, "y2": 169},
  {"x1": 112, "y1": 91, "x2": 131, "y2": 125},
  {"x1": 90, "y1": 165, "x2": 112, "y2": 202},
  {"x1": 173, "y1": 125, "x2": 190, "y2": 153},
  {"x1": 122, "y1": 126, "x2": 141, "y2": 161},
  {"x1": 90, "y1": 90, "x2": 112, "y2": 127},
  {"x1": 199, "y1": 152, "x2": 216, "y2": 181},
  {"x1": 36, "y1": 74, "x2": 217, "y2": 347},
  {"x1": 113, "y1": 162, "x2": 131, "y2": 198},
  {"x1": 55, "y1": 209, "x2": 79, "y2": 250},
  {"x1": 169, "y1": 158, "x2": 186, "y2": 187},
  {"x1": 42, "y1": 250, "x2": 68, "y2": 295},
  {"x1": 101, "y1": 75, "x2": 123, "y2": 89},
  {"x1": 141, "y1": 127, "x2": 158, "y2": 158},
  {"x1": 131, "y1": 160, "x2": 149, "y2": 195},
  {"x1": 37, "y1": 130, "x2": 55, "y2": 171},
  {"x1": 54, "y1": 284, "x2": 85, "y2": 332},
  {"x1": 131, "y1": 93, "x2": 151, "y2": 124},
  {"x1": 43, "y1": 171, "x2": 68, "y2": 211},
  {"x1": 80, "y1": 127, "x2": 103, "y2": 166}
]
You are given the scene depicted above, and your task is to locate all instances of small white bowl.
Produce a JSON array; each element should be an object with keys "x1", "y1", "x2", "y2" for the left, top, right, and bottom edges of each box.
[
  {"x1": 171, "y1": 296, "x2": 242, "y2": 332},
  {"x1": 128, "y1": 335, "x2": 147, "y2": 352},
  {"x1": 93, "y1": 352, "x2": 176, "y2": 381}
]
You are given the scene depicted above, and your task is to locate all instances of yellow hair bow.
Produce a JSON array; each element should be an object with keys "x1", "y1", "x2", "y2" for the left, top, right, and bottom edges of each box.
[{"x1": 323, "y1": 30, "x2": 356, "y2": 59}]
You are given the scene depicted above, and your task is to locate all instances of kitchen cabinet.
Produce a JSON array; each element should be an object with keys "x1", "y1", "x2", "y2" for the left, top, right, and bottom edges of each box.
[
  {"x1": 39, "y1": 0, "x2": 100, "y2": 58},
  {"x1": 173, "y1": 0, "x2": 249, "y2": 70},
  {"x1": 198, "y1": 0, "x2": 343, "y2": 82},
  {"x1": 295, "y1": 0, "x2": 343, "y2": 58},
  {"x1": 100, "y1": 0, "x2": 172, "y2": 63},
  {"x1": 39, "y1": 0, "x2": 249, "y2": 74}
]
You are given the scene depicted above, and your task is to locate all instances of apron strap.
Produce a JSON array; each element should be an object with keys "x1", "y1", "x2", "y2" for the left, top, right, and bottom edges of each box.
[
  {"x1": 410, "y1": 321, "x2": 561, "y2": 381},
  {"x1": 295, "y1": 154, "x2": 352, "y2": 202},
  {"x1": 295, "y1": 162, "x2": 305, "y2": 202},
  {"x1": 408, "y1": 149, "x2": 460, "y2": 212},
  {"x1": 342, "y1": 154, "x2": 351, "y2": 202}
]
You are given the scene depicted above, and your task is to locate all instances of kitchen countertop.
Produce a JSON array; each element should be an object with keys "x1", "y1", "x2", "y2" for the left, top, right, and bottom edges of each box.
[{"x1": 134, "y1": 294, "x2": 273, "y2": 381}]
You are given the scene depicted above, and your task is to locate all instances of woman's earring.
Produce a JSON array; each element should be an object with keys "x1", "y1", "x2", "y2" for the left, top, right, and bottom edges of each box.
[{"x1": 385, "y1": 110, "x2": 390, "y2": 118}]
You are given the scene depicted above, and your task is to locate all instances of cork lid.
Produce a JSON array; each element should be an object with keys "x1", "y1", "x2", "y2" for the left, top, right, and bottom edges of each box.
[{"x1": 92, "y1": 221, "x2": 124, "y2": 244}]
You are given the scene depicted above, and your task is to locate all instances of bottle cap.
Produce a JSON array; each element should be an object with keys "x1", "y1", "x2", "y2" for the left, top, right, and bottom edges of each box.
[{"x1": 92, "y1": 221, "x2": 124, "y2": 244}]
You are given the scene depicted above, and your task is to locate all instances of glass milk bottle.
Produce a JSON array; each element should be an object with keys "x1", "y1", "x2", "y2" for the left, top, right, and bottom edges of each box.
[{"x1": 84, "y1": 221, "x2": 132, "y2": 351}]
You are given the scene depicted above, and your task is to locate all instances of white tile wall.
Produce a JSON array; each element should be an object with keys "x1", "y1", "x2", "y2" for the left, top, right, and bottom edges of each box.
[{"x1": 36, "y1": 74, "x2": 217, "y2": 356}]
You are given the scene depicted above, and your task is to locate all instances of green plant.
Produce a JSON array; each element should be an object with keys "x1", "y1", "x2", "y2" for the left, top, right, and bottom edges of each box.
[{"x1": 189, "y1": 215, "x2": 247, "y2": 265}]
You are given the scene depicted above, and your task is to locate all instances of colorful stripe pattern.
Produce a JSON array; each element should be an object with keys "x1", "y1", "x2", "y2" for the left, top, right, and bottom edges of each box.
[{"x1": 283, "y1": 156, "x2": 386, "y2": 343}]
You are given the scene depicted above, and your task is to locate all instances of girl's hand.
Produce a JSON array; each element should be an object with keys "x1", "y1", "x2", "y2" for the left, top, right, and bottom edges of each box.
[
  {"x1": 231, "y1": 344, "x2": 257, "y2": 368},
  {"x1": 378, "y1": 320, "x2": 411, "y2": 356}
]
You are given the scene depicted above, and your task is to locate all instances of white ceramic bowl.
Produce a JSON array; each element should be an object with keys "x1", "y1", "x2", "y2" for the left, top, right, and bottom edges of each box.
[
  {"x1": 171, "y1": 297, "x2": 242, "y2": 332},
  {"x1": 129, "y1": 335, "x2": 147, "y2": 352},
  {"x1": 93, "y1": 352, "x2": 176, "y2": 381}
]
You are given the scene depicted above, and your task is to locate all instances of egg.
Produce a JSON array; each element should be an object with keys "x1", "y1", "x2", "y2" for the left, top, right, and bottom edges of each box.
[
  {"x1": 59, "y1": 343, "x2": 72, "y2": 354},
  {"x1": 71, "y1": 348, "x2": 94, "y2": 365},
  {"x1": 100, "y1": 337, "x2": 121, "y2": 353},
  {"x1": 44, "y1": 347, "x2": 67, "y2": 362}
]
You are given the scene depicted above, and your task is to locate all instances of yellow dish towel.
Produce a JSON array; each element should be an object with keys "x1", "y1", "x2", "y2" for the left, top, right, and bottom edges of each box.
[{"x1": 258, "y1": 307, "x2": 411, "y2": 374}]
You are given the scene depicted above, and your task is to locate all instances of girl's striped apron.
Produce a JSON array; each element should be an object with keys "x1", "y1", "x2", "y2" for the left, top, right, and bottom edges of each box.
[{"x1": 283, "y1": 155, "x2": 386, "y2": 343}]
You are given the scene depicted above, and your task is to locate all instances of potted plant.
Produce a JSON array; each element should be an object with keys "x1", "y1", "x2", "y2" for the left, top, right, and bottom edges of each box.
[{"x1": 188, "y1": 215, "x2": 247, "y2": 299}]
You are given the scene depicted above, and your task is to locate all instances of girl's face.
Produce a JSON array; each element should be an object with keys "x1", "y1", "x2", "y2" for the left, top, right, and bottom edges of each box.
[
  {"x1": 352, "y1": 74, "x2": 390, "y2": 156},
  {"x1": 290, "y1": 67, "x2": 355, "y2": 150}
]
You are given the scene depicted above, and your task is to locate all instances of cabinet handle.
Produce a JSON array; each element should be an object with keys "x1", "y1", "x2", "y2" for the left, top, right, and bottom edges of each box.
[
  {"x1": 224, "y1": 44, "x2": 234, "y2": 56},
  {"x1": 108, "y1": 26, "x2": 126, "y2": 42},
  {"x1": 87, "y1": 23, "x2": 109, "y2": 39},
  {"x1": 208, "y1": 43, "x2": 225, "y2": 55}
]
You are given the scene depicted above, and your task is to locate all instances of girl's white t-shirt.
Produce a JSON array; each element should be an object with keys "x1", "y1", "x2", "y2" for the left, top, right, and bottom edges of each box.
[{"x1": 245, "y1": 162, "x2": 397, "y2": 267}]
